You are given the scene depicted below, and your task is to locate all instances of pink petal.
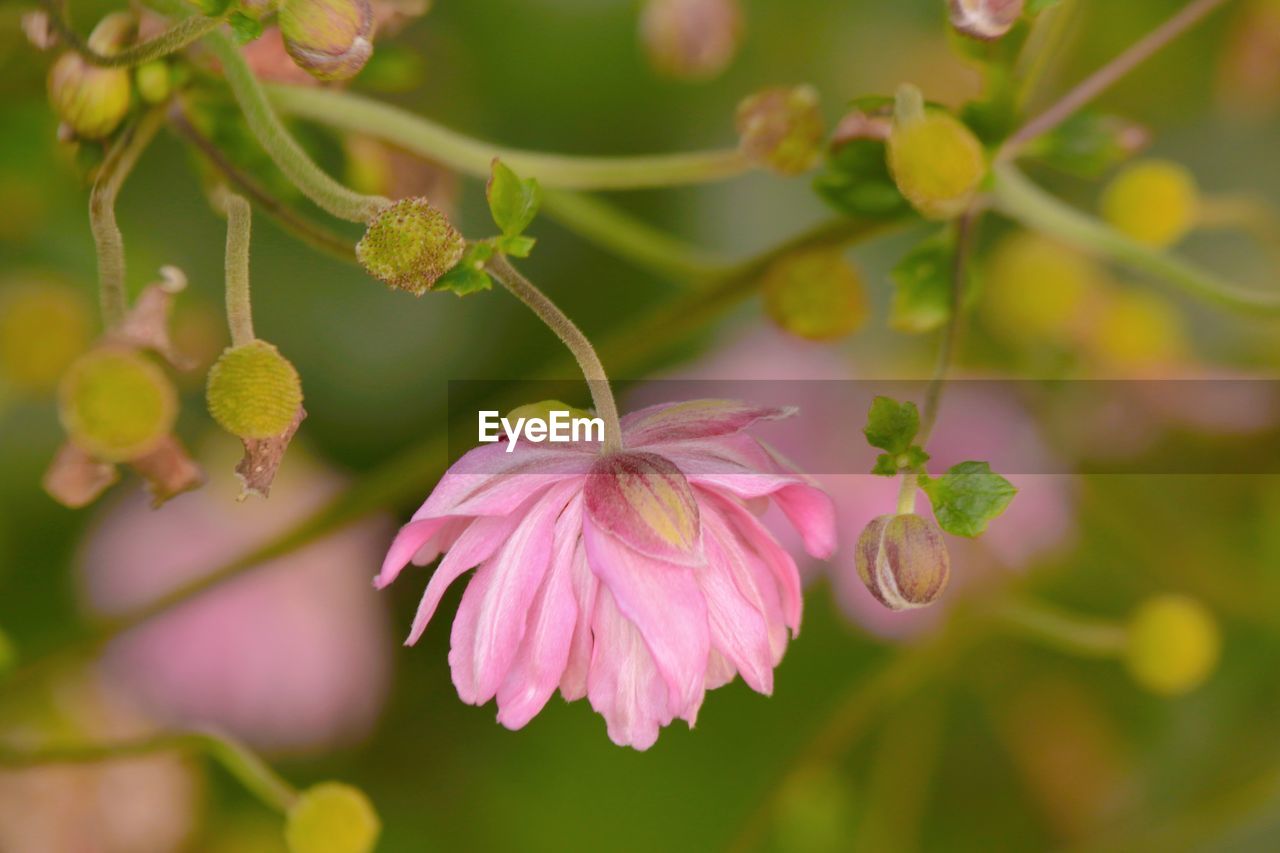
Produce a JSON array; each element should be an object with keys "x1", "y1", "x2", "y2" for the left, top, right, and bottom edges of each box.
[
  {"x1": 587, "y1": 587, "x2": 674, "y2": 750},
  {"x1": 582, "y1": 514, "x2": 709, "y2": 718},
  {"x1": 771, "y1": 482, "x2": 837, "y2": 559},
  {"x1": 621, "y1": 399, "x2": 794, "y2": 447},
  {"x1": 559, "y1": 543, "x2": 597, "y2": 702},
  {"x1": 449, "y1": 483, "x2": 576, "y2": 705},
  {"x1": 584, "y1": 452, "x2": 701, "y2": 564},
  {"x1": 411, "y1": 443, "x2": 593, "y2": 522},
  {"x1": 705, "y1": 491, "x2": 804, "y2": 632},
  {"x1": 376, "y1": 517, "x2": 452, "y2": 590},
  {"x1": 495, "y1": 496, "x2": 584, "y2": 730}
]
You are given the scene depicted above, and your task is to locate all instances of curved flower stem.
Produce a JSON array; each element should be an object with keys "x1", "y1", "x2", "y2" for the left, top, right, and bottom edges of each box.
[
  {"x1": 90, "y1": 108, "x2": 165, "y2": 328},
  {"x1": 1002, "y1": 0, "x2": 1233, "y2": 157},
  {"x1": 484, "y1": 253, "x2": 623, "y2": 453},
  {"x1": 0, "y1": 729, "x2": 298, "y2": 813},
  {"x1": 266, "y1": 85, "x2": 753, "y2": 190},
  {"x1": 40, "y1": 0, "x2": 222, "y2": 67},
  {"x1": 993, "y1": 596, "x2": 1127, "y2": 658},
  {"x1": 213, "y1": 188, "x2": 255, "y2": 346},
  {"x1": 206, "y1": 31, "x2": 389, "y2": 223},
  {"x1": 991, "y1": 164, "x2": 1280, "y2": 313}
]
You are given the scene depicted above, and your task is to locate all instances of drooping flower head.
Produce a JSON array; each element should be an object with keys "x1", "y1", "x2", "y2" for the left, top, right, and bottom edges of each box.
[{"x1": 378, "y1": 400, "x2": 835, "y2": 749}]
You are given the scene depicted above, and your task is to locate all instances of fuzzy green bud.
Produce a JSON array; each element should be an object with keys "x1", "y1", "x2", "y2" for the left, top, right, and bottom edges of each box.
[
  {"x1": 356, "y1": 197, "x2": 467, "y2": 295},
  {"x1": 735, "y1": 85, "x2": 825, "y2": 175},
  {"x1": 285, "y1": 782, "x2": 380, "y2": 853},
  {"x1": 855, "y1": 513, "x2": 951, "y2": 611},
  {"x1": 206, "y1": 341, "x2": 303, "y2": 440},
  {"x1": 0, "y1": 280, "x2": 92, "y2": 394},
  {"x1": 1099, "y1": 159, "x2": 1199, "y2": 248},
  {"x1": 58, "y1": 347, "x2": 177, "y2": 462},
  {"x1": 761, "y1": 249, "x2": 868, "y2": 341},
  {"x1": 279, "y1": 0, "x2": 374, "y2": 82},
  {"x1": 887, "y1": 84, "x2": 986, "y2": 220},
  {"x1": 135, "y1": 61, "x2": 172, "y2": 105},
  {"x1": 47, "y1": 53, "x2": 131, "y2": 140},
  {"x1": 1124, "y1": 594, "x2": 1220, "y2": 695}
]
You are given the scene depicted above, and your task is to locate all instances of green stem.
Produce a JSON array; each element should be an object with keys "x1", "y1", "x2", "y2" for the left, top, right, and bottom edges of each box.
[
  {"x1": 215, "y1": 188, "x2": 255, "y2": 346},
  {"x1": 991, "y1": 164, "x2": 1280, "y2": 313},
  {"x1": 484, "y1": 253, "x2": 623, "y2": 453},
  {"x1": 206, "y1": 32, "x2": 388, "y2": 222},
  {"x1": 918, "y1": 209, "x2": 978, "y2": 446},
  {"x1": 896, "y1": 473, "x2": 919, "y2": 514},
  {"x1": 89, "y1": 109, "x2": 164, "y2": 328},
  {"x1": 41, "y1": 0, "x2": 222, "y2": 67},
  {"x1": 994, "y1": 596, "x2": 1127, "y2": 658},
  {"x1": 267, "y1": 85, "x2": 753, "y2": 190},
  {"x1": 541, "y1": 190, "x2": 729, "y2": 283},
  {"x1": 0, "y1": 729, "x2": 298, "y2": 813}
]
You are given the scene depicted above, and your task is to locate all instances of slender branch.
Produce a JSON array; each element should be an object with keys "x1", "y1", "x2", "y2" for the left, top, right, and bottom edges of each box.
[
  {"x1": 991, "y1": 164, "x2": 1280, "y2": 313},
  {"x1": 89, "y1": 109, "x2": 165, "y2": 328},
  {"x1": 485, "y1": 253, "x2": 623, "y2": 453},
  {"x1": 206, "y1": 31, "x2": 389, "y2": 222},
  {"x1": 267, "y1": 85, "x2": 753, "y2": 191},
  {"x1": 1003, "y1": 0, "x2": 1233, "y2": 156},
  {"x1": 0, "y1": 729, "x2": 298, "y2": 813},
  {"x1": 214, "y1": 188, "x2": 255, "y2": 346},
  {"x1": 919, "y1": 209, "x2": 978, "y2": 446},
  {"x1": 40, "y1": 0, "x2": 222, "y2": 67},
  {"x1": 993, "y1": 596, "x2": 1127, "y2": 658}
]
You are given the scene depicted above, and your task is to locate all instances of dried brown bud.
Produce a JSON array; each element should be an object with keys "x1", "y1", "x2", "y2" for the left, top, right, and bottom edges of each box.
[
  {"x1": 639, "y1": 0, "x2": 743, "y2": 80},
  {"x1": 42, "y1": 441, "x2": 119, "y2": 509},
  {"x1": 130, "y1": 434, "x2": 205, "y2": 507},
  {"x1": 855, "y1": 513, "x2": 951, "y2": 611},
  {"x1": 948, "y1": 0, "x2": 1024, "y2": 41},
  {"x1": 735, "y1": 85, "x2": 825, "y2": 175}
]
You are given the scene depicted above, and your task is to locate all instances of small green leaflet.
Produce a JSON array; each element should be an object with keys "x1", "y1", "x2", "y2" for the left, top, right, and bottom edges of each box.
[
  {"x1": 487, "y1": 159, "x2": 542, "y2": 239},
  {"x1": 921, "y1": 461, "x2": 1017, "y2": 538},
  {"x1": 872, "y1": 446, "x2": 930, "y2": 477},
  {"x1": 228, "y1": 12, "x2": 263, "y2": 44},
  {"x1": 435, "y1": 243, "x2": 494, "y2": 296},
  {"x1": 813, "y1": 139, "x2": 911, "y2": 219},
  {"x1": 891, "y1": 232, "x2": 953, "y2": 334},
  {"x1": 1023, "y1": 112, "x2": 1144, "y2": 179},
  {"x1": 863, "y1": 397, "x2": 920, "y2": 455}
]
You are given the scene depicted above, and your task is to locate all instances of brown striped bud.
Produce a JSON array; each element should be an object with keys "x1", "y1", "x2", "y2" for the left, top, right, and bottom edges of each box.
[{"x1": 855, "y1": 513, "x2": 951, "y2": 611}]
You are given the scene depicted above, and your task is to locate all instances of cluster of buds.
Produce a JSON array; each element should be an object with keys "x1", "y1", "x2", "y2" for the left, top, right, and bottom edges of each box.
[
  {"x1": 639, "y1": 0, "x2": 743, "y2": 80},
  {"x1": 279, "y1": 0, "x2": 375, "y2": 81},
  {"x1": 855, "y1": 512, "x2": 951, "y2": 611},
  {"x1": 46, "y1": 13, "x2": 135, "y2": 140},
  {"x1": 735, "y1": 85, "x2": 826, "y2": 175},
  {"x1": 356, "y1": 197, "x2": 466, "y2": 294},
  {"x1": 887, "y1": 83, "x2": 987, "y2": 219}
]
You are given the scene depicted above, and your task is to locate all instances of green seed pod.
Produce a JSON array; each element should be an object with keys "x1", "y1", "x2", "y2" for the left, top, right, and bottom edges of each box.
[
  {"x1": 735, "y1": 85, "x2": 825, "y2": 175},
  {"x1": 47, "y1": 53, "x2": 131, "y2": 139},
  {"x1": 135, "y1": 61, "x2": 172, "y2": 105},
  {"x1": 1124, "y1": 594, "x2": 1220, "y2": 695},
  {"x1": 58, "y1": 347, "x2": 177, "y2": 462},
  {"x1": 1099, "y1": 159, "x2": 1199, "y2": 248},
  {"x1": 855, "y1": 513, "x2": 951, "y2": 611},
  {"x1": 356, "y1": 197, "x2": 467, "y2": 295},
  {"x1": 279, "y1": 0, "x2": 374, "y2": 82},
  {"x1": 206, "y1": 341, "x2": 304, "y2": 440},
  {"x1": 887, "y1": 84, "x2": 986, "y2": 220},
  {"x1": 0, "y1": 280, "x2": 92, "y2": 394},
  {"x1": 285, "y1": 782, "x2": 381, "y2": 853},
  {"x1": 761, "y1": 249, "x2": 868, "y2": 341}
]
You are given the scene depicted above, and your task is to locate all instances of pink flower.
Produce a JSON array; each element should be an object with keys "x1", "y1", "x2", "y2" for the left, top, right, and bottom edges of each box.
[{"x1": 378, "y1": 400, "x2": 835, "y2": 749}]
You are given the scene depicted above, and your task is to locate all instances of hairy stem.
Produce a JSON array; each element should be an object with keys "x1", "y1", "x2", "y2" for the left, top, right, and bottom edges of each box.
[
  {"x1": 919, "y1": 209, "x2": 978, "y2": 445},
  {"x1": 991, "y1": 164, "x2": 1280, "y2": 313},
  {"x1": 994, "y1": 596, "x2": 1127, "y2": 657},
  {"x1": 206, "y1": 31, "x2": 389, "y2": 222},
  {"x1": 0, "y1": 729, "x2": 298, "y2": 813},
  {"x1": 485, "y1": 254, "x2": 623, "y2": 453},
  {"x1": 267, "y1": 85, "x2": 753, "y2": 190},
  {"x1": 41, "y1": 0, "x2": 222, "y2": 67},
  {"x1": 89, "y1": 109, "x2": 164, "y2": 328},
  {"x1": 214, "y1": 189, "x2": 255, "y2": 346}
]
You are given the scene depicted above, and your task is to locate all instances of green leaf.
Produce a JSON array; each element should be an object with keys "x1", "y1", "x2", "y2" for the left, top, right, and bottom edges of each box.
[
  {"x1": 1023, "y1": 112, "x2": 1145, "y2": 178},
  {"x1": 487, "y1": 159, "x2": 542, "y2": 238},
  {"x1": 496, "y1": 234, "x2": 536, "y2": 258},
  {"x1": 872, "y1": 446, "x2": 931, "y2": 477},
  {"x1": 435, "y1": 244, "x2": 495, "y2": 296},
  {"x1": 813, "y1": 139, "x2": 911, "y2": 219},
  {"x1": 920, "y1": 461, "x2": 1017, "y2": 537},
  {"x1": 890, "y1": 232, "x2": 954, "y2": 334},
  {"x1": 863, "y1": 397, "x2": 920, "y2": 454},
  {"x1": 228, "y1": 12, "x2": 263, "y2": 44}
]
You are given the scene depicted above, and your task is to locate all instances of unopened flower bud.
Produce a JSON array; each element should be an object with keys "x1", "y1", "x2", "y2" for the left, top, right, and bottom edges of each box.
[
  {"x1": 285, "y1": 782, "x2": 381, "y2": 853},
  {"x1": 279, "y1": 0, "x2": 374, "y2": 81},
  {"x1": 47, "y1": 53, "x2": 131, "y2": 140},
  {"x1": 1124, "y1": 594, "x2": 1220, "y2": 695},
  {"x1": 948, "y1": 0, "x2": 1025, "y2": 41},
  {"x1": 1100, "y1": 159, "x2": 1199, "y2": 248},
  {"x1": 206, "y1": 340, "x2": 304, "y2": 439},
  {"x1": 22, "y1": 10, "x2": 58, "y2": 50},
  {"x1": 887, "y1": 84, "x2": 986, "y2": 220},
  {"x1": 736, "y1": 85, "x2": 825, "y2": 175},
  {"x1": 135, "y1": 61, "x2": 172, "y2": 105},
  {"x1": 761, "y1": 249, "x2": 868, "y2": 341},
  {"x1": 58, "y1": 347, "x2": 177, "y2": 462},
  {"x1": 356, "y1": 197, "x2": 466, "y2": 295},
  {"x1": 0, "y1": 280, "x2": 92, "y2": 394},
  {"x1": 639, "y1": 0, "x2": 743, "y2": 80},
  {"x1": 981, "y1": 232, "x2": 1105, "y2": 348},
  {"x1": 855, "y1": 513, "x2": 951, "y2": 611}
]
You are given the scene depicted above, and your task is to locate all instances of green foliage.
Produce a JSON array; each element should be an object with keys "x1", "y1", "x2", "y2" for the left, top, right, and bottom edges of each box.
[
  {"x1": 871, "y1": 445, "x2": 930, "y2": 477},
  {"x1": 921, "y1": 461, "x2": 1017, "y2": 537},
  {"x1": 891, "y1": 231, "x2": 953, "y2": 333},
  {"x1": 487, "y1": 159, "x2": 542, "y2": 239},
  {"x1": 436, "y1": 243, "x2": 495, "y2": 296},
  {"x1": 863, "y1": 396, "x2": 920, "y2": 455},
  {"x1": 229, "y1": 12, "x2": 265, "y2": 44},
  {"x1": 1023, "y1": 112, "x2": 1145, "y2": 178},
  {"x1": 813, "y1": 139, "x2": 911, "y2": 219}
]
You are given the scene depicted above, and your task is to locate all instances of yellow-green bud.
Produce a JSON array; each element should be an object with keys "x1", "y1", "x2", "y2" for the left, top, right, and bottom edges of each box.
[
  {"x1": 1099, "y1": 159, "x2": 1199, "y2": 248},
  {"x1": 58, "y1": 347, "x2": 177, "y2": 462},
  {"x1": 356, "y1": 197, "x2": 466, "y2": 295},
  {"x1": 47, "y1": 53, "x2": 131, "y2": 140},
  {"x1": 887, "y1": 84, "x2": 986, "y2": 220},
  {"x1": 206, "y1": 341, "x2": 303, "y2": 440},
  {"x1": 981, "y1": 231, "x2": 1105, "y2": 348},
  {"x1": 1086, "y1": 289, "x2": 1186, "y2": 371},
  {"x1": 1124, "y1": 594, "x2": 1220, "y2": 695},
  {"x1": 0, "y1": 280, "x2": 92, "y2": 394},
  {"x1": 735, "y1": 85, "x2": 825, "y2": 175},
  {"x1": 285, "y1": 782, "x2": 380, "y2": 853},
  {"x1": 135, "y1": 61, "x2": 172, "y2": 105},
  {"x1": 855, "y1": 513, "x2": 951, "y2": 611},
  {"x1": 761, "y1": 249, "x2": 868, "y2": 341},
  {"x1": 279, "y1": 0, "x2": 374, "y2": 82}
]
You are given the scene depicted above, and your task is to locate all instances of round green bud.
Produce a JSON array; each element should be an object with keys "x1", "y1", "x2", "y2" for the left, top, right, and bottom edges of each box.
[
  {"x1": 1100, "y1": 159, "x2": 1199, "y2": 248},
  {"x1": 135, "y1": 61, "x2": 172, "y2": 105},
  {"x1": 887, "y1": 85, "x2": 986, "y2": 220},
  {"x1": 356, "y1": 197, "x2": 466, "y2": 295},
  {"x1": 206, "y1": 341, "x2": 303, "y2": 440},
  {"x1": 982, "y1": 231, "x2": 1106, "y2": 348},
  {"x1": 735, "y1": 85, "x2": 826, "y2": 175},
  {"x1": 1125, "y1": 594, "x2": 1220, "y2": 695},
  {"x1": 761, "y1": 249, "x2": 868, "y2": 341},
  {"x1": 285, "y1": 782, "x2": 380, "y2": 853},
  {"x1": 58, "y1": 347, "x2": 177, "y2": 462},
  {"x1": 855, "y1": 513, "x2": 951, "y2": 611},
  {"x1": 0, "y1": 280, "x2": 92, "y2": 394},
  {"x1": 1087, "y1": 289, "x2": 1186, "y2": 371},
  {"x1": 47, "y1": 52, "x2": 132, "y2": 140},
  {"x1": 279, "y1": 0, "x2": 374, "y2": 82}
]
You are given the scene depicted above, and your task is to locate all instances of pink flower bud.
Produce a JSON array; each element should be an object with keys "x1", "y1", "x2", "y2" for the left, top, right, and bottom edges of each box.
[
  {"x1": 735, "y1": 85, "x2": 825, "y2": 175},
  {"x1": 948, "y1": 0, "x2": 1025, "y2": 41},
  {"x1": 279, "y1": 0, "x2": 374, "y2": 82},
  {"x1": 639, "y1": 0, "x2": 743, "y2": 80},
  {"x1": 855, "y1": 513, "x2": 951, "y2": 611}
]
